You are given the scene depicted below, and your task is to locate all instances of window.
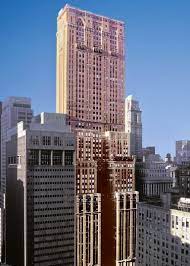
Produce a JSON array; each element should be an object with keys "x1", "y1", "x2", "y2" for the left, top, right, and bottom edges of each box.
[
  {"x1": 28, "y1": 150, "x2": 39, "y2": 166},
  {"x1": 65, "y1": 150, "x2": 74, "y2": 166},
  {"x1": 42, "y1": 136, "x2": 51, "y2": 146},
  {"x1": 41, "y1": 150, "x2": 51, "y2": 165},
  {"x1": 53, "y1": 150, "x2": 62, "y2": 165}
]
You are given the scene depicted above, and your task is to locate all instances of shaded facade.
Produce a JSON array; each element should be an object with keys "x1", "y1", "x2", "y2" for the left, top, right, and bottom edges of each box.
[
  {"x1": 1, "y1": 97, "x2": 33, "y2": 263},
  {"x1": 75, "y1": 128, "x2": 137, "y2": 265},
  {"x1": 1, "y1": 97, "x2": 33, "y2": 193},
  {"x1": 125, "y1": 96, "x2": 142, "y2": 158},
  {"x1": 136, "y1": 154, "x2": 173, "y2": 200},
  {"x1": 76, "y1": 194, "x2": 101, "y2": 266},
  {"x1": 6, "y1": 113, "x2": 75, "y2": 266},
  {"x1": 175, "y1": 164, "x2": 190, "y2": 197},
  {"x1": 116, "y1": 192, "x2": 139, "y2": 266},
  {"x1": 176, "y1": 140, "x2": 190, "y2": 165}
]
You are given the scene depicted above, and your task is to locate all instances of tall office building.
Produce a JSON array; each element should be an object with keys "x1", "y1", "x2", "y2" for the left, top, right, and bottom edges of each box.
[
  {"x1": 56, "y1": 5, "x2": 138, "y2": 265},
  {"x1": 1, "y1": 97, "x2": 33, "y2": 193},
  {"x1": 75, "y1": 128, "x2": 138, "y2": 265},
  {"x1": 56, "y1": 4, "x2": 125, "y2": 132},
  {"x1": 0, "y1": 97, "x2": 33, "y2": 263},
  {"x1": 125, "y1": 95, "x2": 142, "y2": 157},
  {"x1": 5, "y1": 113, "x2": 75, "y2": 266}
]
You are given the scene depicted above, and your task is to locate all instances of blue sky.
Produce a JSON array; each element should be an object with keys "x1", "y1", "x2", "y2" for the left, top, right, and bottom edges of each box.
[{"x1": 0, "y1": 0, "x2": 190, "y2": 156}]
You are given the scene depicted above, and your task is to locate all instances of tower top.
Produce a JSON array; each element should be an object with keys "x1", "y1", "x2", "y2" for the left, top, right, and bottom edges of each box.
[
  {"x1": 58, "y1": 3, "x2": 125, "y2": 25},
  {"x1": 127, "y1": 95, "x2": 133, "y2": 100}
]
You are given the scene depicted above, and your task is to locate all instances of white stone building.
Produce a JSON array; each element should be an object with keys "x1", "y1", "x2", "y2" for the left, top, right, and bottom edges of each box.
[
  {"x1": 136, "y1": 154, "x2": 173, "y2": 197},
  {"x1": 125, "y1": 95, "x2": 142, "y2": 158},
  {"x1": 137, "y1": 194, "x2": 190, "y2": 266}
]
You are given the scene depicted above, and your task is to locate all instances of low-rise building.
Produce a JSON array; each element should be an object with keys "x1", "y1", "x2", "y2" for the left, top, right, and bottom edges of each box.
[
  {"x1": 137, "y1": 193, "x2": 190, "y2": 266},
  {"x1": 136, "y1": 154, "x2": 173, "y2": 199}
]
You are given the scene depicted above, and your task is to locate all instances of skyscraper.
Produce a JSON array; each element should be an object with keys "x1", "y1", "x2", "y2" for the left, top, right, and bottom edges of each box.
[
  {"x1": 125, "y1": 95, "x2": 142, "y2": 157},
  {"x1": 56, "y1": 5, "x2": 138, "y2": 266},
  {"x1": 56, "y1": 4, "x2": 125, "y2": 132},
  {"x1": 6, "y1": 113, "x2": 75, "y2": 266},
  {"x1": 74, "y1": 127, "x2": 138, "y2": 266},
  {"x1": 1, "y1": 97, "x2": 33, "y2": 193},
  {"x1": 0, "y1": 97, "x2": 33, "y2": 263}
]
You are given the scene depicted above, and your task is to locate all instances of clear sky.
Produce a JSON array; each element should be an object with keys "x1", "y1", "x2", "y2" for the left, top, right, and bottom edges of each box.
[{"x1": 0, "y1": 0, "x2": 190, "y2": 156}]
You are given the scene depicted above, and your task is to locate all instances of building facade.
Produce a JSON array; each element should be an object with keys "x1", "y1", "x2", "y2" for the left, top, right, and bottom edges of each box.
[
  {"x1": 56, "y1": 4, "x2": 125, "y2": 132},
  {"x1": 125, "y1": 96, "x2": 142, "y2": 157},
  {"x1": 175, "y1": 164, "x2": 190, "y2": 197},
  {"x1": 0, "y1": 97, "x2": 33, "y2": 263},
  {"x1": 176, "y1": 140, "x2": 190, "y2": 165},
  {"x1": 115, "y1": 192, "x2": 139, "y2": 266},
  {"x1": 137, "y1": 194, "x2": 190, "y2": 266},
  {"x1": 6, "y1": 113, "x2": 75, "y2": 266},
  {"x1": 76, "y1": 193, "x2": 101, "y2": 266},
  {"x1": 75, "y1": 128, "x2": 137, "y2": 265},
  {"x1": 136, "y1": 154, "x2": 173, "y2": 199},
  {"x1": 1, "y1": 97, "x2": 33, "y2": 193},
  {"x1": 141, "y1": 146, "x2": 155, "y2": 157},
  {"x1": 56, "y1": 4, "x2": 138, "y2": 265}
]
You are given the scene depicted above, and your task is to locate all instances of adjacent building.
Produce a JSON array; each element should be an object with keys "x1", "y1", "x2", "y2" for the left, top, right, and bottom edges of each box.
[
  {"x1": 76, "y1": 193, "x2": 101, "y2": 266},
  {"x1": 125, "y1": 96, "x2": 142, "y2": 157},
  {"x1": 75, "y1": 128, "x2": 138, "y2": 265},
  {"x1": 141, "y1": 146, "x2": 155, "y2": 157},
  {"x1": 176, "y1": 140, "x2": 190, "y2": 165},
  {"x1": 136, "y1": 154, "x2": 173, "y2": 199},
  {"x1": 1, "y1": 97, "x2": 33, "y2": 193},
  {"x1": 115, "y1": 192, "x2": 139, "y2": 266},
  {"x1": 137, "y1": 193, "x2": 190, "y2": 266},
  {"x1": 5, "y1": 113, "x2": 75, "y2": 266},
  {"x1": 0, "y1": 97, "x2": 33, "y2": 263},
  {"x1": 175, "y1": 164, "x2": 190, "y2": 197}
]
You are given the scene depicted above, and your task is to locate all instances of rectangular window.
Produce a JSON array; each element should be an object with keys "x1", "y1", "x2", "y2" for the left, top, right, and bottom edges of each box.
[
  {"x1": 28, "y1": 149, "x2": 39, "y2": 166},
  {"x1": 65, "y1": 150, "x2": 74, "y2": 166},
  {"x1": 41, "y1": 150, "x2": 51, "y2": 165}
]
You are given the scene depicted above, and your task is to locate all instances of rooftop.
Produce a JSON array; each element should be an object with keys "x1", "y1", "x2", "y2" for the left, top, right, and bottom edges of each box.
[{"x1": 58, "y1": 4, "x2": 124, "y2": 25}]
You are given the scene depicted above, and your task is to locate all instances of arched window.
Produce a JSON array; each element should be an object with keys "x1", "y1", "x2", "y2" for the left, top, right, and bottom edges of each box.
[
  {"x1": 93, "y1": 22, "x2": 102, "y2": 47},
  {"x1": 110, "y1": 27, "x2": 117, "y2": 52},
  {"x1": 76, "y1": 18, "x2": 85, "y2": 43}
]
